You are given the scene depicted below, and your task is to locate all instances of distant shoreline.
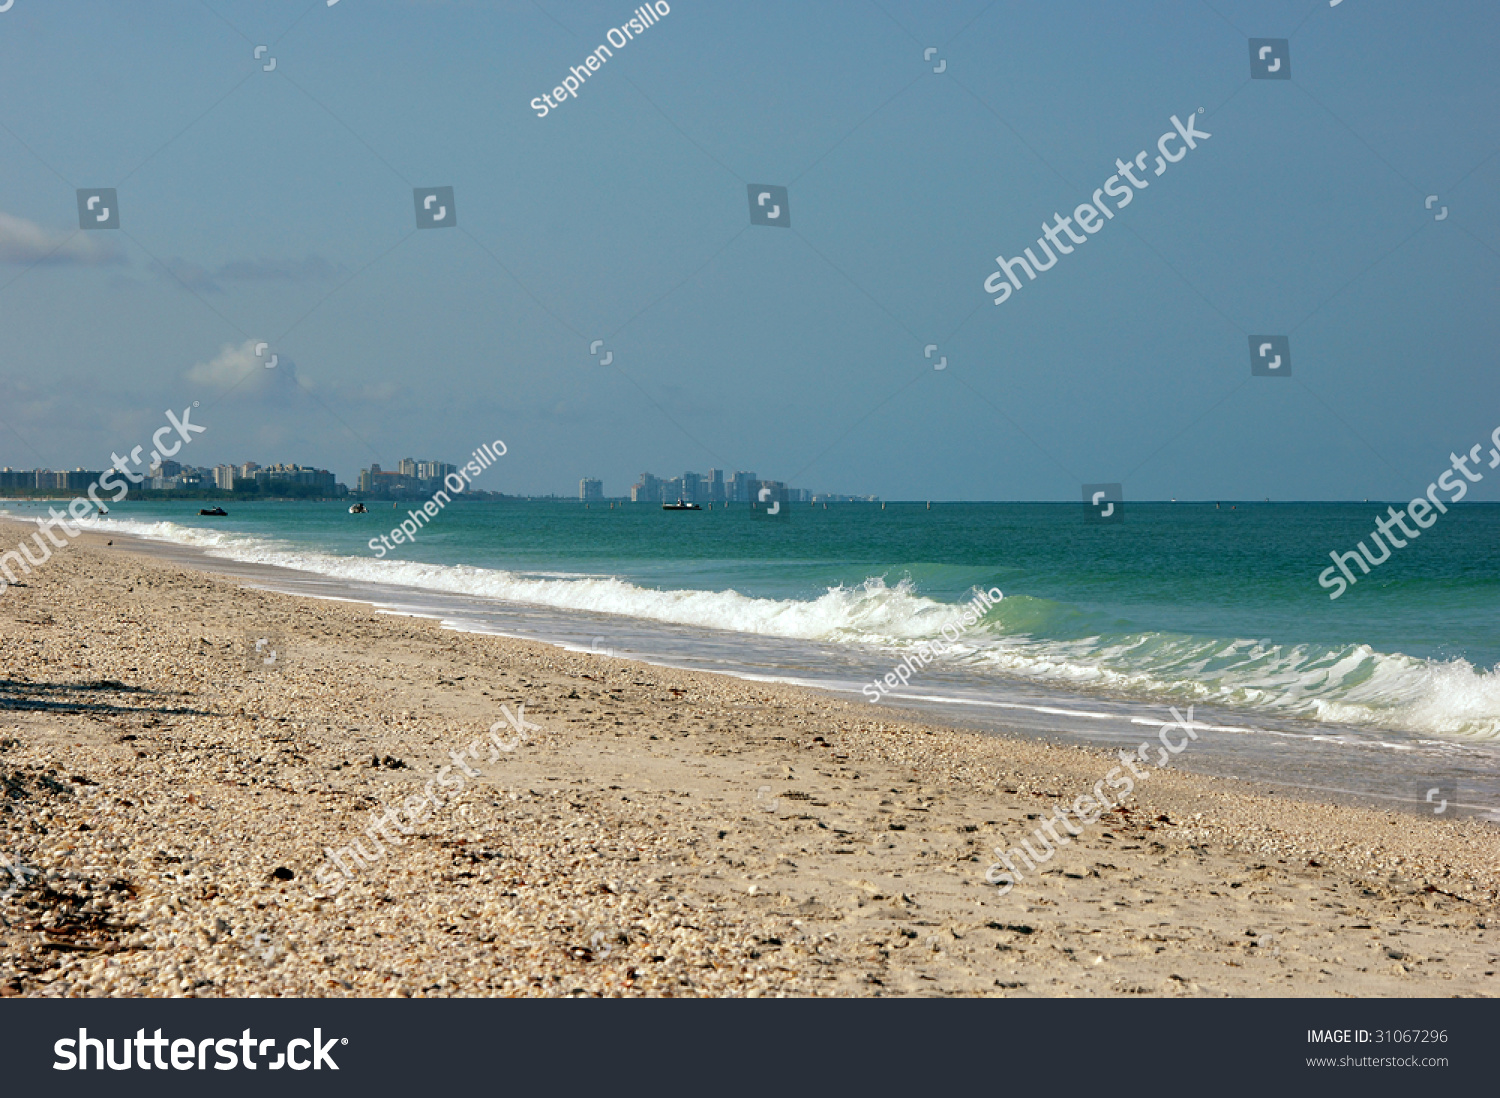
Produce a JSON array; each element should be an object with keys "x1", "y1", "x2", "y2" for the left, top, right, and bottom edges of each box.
[
  {"x1": 5, "y1": 496, "x2": 1499, "y2": 506},
  {"x1": 0, "y1": 491, "x2": 514, "y2": 503}
]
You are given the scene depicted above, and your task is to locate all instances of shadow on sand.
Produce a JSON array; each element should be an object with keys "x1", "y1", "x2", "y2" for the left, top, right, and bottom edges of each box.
[{"x1": 0, "y1": 678, "x2": 213, "y2": 718}]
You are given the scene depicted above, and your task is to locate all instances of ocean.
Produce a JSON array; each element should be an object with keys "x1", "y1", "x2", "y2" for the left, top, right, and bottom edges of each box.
[{"x1": 8, "y1": 497, "x2": 1498, "y2": 818}]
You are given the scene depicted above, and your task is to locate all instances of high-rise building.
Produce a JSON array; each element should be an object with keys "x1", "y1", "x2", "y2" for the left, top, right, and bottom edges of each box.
[
  {"x1": 706, "y1": 469, "x2": 724, "y2": 503},
  {"x1": 753, "y1": 479, "x2": 786, "y2": 506},
  {"x1": 631, "y1": 473, "x2": 663, "y2": 503},
  {"x1": 580, "y1": 478, "x2": 603, "y2": 502},
  {"x1": 728, "y1": 471, "x2": 757, "y2": 503},
  {"x1": 214, "y1": 465, "x2": 237, "y2": 491},
  {"x1": 398, "y1": 458, "x2": 418, "y2": 477}
]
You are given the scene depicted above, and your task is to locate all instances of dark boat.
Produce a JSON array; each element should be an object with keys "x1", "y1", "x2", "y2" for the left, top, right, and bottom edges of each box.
[
  {"x1": 199, "y1": 507, "x2": 228, "y2": 516},
  {"x1": 349, "y1": 503, "x2": 368, "y2": 514},
  {"x1": 662, "y1": 499, "x2": 701, "y2": 511}
]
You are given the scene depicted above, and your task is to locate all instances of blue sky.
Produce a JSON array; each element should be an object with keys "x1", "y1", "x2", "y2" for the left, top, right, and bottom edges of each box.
[{"x1": 1, "y1": 0, "x2": 1497, "y2": 500}]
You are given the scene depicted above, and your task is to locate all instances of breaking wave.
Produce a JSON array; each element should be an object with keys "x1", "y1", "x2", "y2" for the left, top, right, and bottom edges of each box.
[{"x1": 92, "y1": 516, "x2": 1500, "y2": 740}]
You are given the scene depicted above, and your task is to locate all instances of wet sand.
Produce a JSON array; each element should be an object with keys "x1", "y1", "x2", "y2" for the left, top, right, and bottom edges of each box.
[{"x1": 0, "y1": 520, "x2": 1496, "y2": 996}]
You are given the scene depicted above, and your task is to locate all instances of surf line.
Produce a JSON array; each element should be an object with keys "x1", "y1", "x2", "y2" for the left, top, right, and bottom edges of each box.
[
  {"x1": 862, "y1": 587, "x2": 1003, "y2": 702},
  {"x1": 368, "y1": 440, "x2": 506, "y2": 559}
]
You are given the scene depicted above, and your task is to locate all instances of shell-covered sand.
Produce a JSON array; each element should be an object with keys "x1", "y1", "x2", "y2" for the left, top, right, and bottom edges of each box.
[{"x1": 0, "y1": 521, "x2": 1496, "y2": 996}]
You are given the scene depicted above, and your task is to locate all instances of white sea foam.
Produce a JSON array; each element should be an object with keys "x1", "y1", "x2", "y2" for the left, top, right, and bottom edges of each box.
[
  {"x1": 91, "y1": 516, "x2": 980, "y2": 639},
  {"x1": 92, "y1": 516, "x2": 1500, "y2": 740}
]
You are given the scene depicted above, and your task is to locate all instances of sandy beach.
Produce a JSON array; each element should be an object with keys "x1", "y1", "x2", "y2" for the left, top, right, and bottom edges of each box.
[{"x1": 0, "y1": 518, "x2": 1496, "y2": 998}]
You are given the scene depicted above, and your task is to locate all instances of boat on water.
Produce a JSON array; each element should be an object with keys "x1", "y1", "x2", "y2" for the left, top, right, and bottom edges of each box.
[
  {"x1": 199, "y1": 507, "x2": 228, "y2": 516},
  {"x1": 349, "y1": 503, "x2": 368, "y2": 513},
  {"x1": 662, "y1": 499, "x2": 701, "y2": 511}
]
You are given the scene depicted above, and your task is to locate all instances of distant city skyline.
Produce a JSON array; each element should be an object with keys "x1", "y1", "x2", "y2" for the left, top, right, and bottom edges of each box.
[
  {"x1": 2, "y1": 453, "x2": 883, "y2": 502},
  {"x1": 0, "y1": 458, "x2": 339, "y2": 495},
  {"x1": 618, "y1": 468, "x2": 878, "y2": 505}
]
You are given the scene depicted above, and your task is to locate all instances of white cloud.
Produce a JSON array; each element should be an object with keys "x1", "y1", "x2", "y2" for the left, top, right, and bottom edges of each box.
[
  {"x1": 185, "y1": 340, "x2": 261, "y2": 388},
  {"x1": 183, "y1": 342, "x2": 407, "y2": 414},
  {"x1": 0, "y1": 212, "x2": 123, "y2": 266},
  {"x1": 185, "y1": 340, "x2": 302, "y2": 401}
]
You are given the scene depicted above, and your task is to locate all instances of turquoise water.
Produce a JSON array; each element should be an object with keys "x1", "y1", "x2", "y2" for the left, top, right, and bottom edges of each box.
[{"x1": 10, "y1": 497, "x2": 1495, "y2": 743}]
